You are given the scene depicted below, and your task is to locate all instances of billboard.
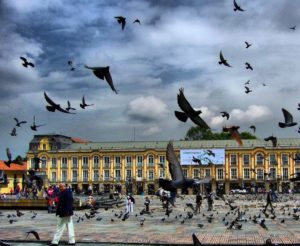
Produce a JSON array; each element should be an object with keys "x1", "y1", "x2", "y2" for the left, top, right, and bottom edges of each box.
[{"x1": 180, "y1": 149, "x2": 225, "y2": 165}]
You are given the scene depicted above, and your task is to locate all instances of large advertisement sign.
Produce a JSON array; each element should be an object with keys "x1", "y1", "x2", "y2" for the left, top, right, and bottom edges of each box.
[{"x1": 180, "y1": 149, "x2": 225, "y2": 165}]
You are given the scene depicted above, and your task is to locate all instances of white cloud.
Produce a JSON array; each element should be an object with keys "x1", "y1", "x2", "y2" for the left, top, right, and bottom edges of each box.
[{"x1": 142, "y1": 125, "x2": 161, "y2": 136}]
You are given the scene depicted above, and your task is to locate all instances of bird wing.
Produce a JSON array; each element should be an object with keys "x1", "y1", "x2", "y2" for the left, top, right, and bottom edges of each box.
[
  {"x1": 229, "y1": 128, "x2": 243, "y2": 146},
  {"x1": 219, "y1": 51, "x2": 231, "y2": 67},
  {"x1": 14, "y1": 118, "x2": 19, "y2": 124},
  {"x1": 177, "y1": 88, "x2": 194, "y2": 115},
  {"x1": 104, "y1": 67, "x2": 118, "y2": 93},
  {"x1": 6, "y1": 148, "x2": 12, "y2": 161},
  {"x1": 85, "y1": 65, "x2": 105, "y2": 79},
  {"x1": 282, "y1": 108, "x2": 294, "y2": 124},
  {"x1": 121, "y1": 19, "x2": 126, "y2": 30},
  {"x1": 44, "y1": 92, "x2": 57, "y2": 107},
  {"x1": 166, "y1": 141, "x2": 184, "y2": 181},
  {"x1": 82, "y1": 96, "x2": 86, "y2": 105},
  {"x1": 57, "y1": 106, "x2": 74, "y2": 114},
  {"x1": 20, "y1": 57, "x2": 27, "y2": 63},
  {"x1": 190, "y1": 116, "x2": 210, "y2": 129}
]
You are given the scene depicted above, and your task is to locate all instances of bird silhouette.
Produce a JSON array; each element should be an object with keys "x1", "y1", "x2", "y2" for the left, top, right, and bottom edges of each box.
[
  {"x1": 278, "y1": 108, "x2": 297, "y2": 128},
  {"x1": 192, "y1": 156, "x2": 202, "y2": 165},
  {"x1": 245, "y1": 41, "x2": 252, "y2": 48},
  {"x1": 250, "y1": 168, "x2": 257, "y2": 174},
  {"x1": 115, "y1": 16, "x2": 126, "y2": 30},
  {"x1": 244, "y1": 86, "x2": 252, "y2": 94},
  {"x1": 0, "y1": 240, "x2": 10, "y2": 246},
  {"x1": 245, "y1": 62, "x2": 253, "y2": 70},
  {"x1": 14, "y1": 118, "x2": 27, "y2": 127},
  {"x1": 223, "y1": 126, "x2": 243, "y2": 146},
  {"x1": 26, "y1": 230, "x2": 40, "y2": 240},
  {"x1": 233, "y1": 0, "x2": 245, "y2": 11},
  {"x1": 249, "y1": 125, "x2": 256, "y2": 133},
  {"x1": 218, "y1": 51, "x2": 232, "y2": 67},
  {"x1": 220, "y1": 111, "x2": 230, "y2": 120},
  {"x1": 244, "y1": 80, "x2": 250, "y2": 85},
  {"x1": 133, "y1": 19, "x2": 141, "y2": 24},
  {"x1": 10, "y1": 128, "x2": 17, "y2": 136},
  {"x1": 264, "y1": 136, "x2": 277, "y2": 147},
  {"x1": 158, "y1": 141, "x2": 209, "y2": 192},
  {"x1": 85, "y1": 65, "x2": 118, "y2": 94},
  {"x1": 80, "y1": 96, "x2": 94, "y2": 109},
  {"x1": 65, "y1": 100, "x2": 76, "y2": 111},
  {"x1": 30, "y1": 116, "x2": 46, "y2": 131},
  {"x1": 192, "y1": 233, "x2": 202, "y2": 246},
  {"x1": 44, "y1": 92, "x2": 74, "y2": 114},
  {"x1": 175, "y1": 88, "x2": 210, "y2": 129},
  {"x1": 20, "y1": 57, "x2": 35, "y2": 68},
  {"x1": 290, "y1": 25, "x2": 296, "y2": 30}
]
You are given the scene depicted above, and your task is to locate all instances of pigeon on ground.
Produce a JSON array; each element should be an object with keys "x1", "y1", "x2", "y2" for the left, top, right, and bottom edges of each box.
[
  {"x1": 20, "y1": 57, "x2": 35, "y2": 67},
  {"x1": 278, "y1": 108, "x2": 297, "y2": 128},
  {"x1": 175, "y1": 88, "x2": 210, "y2": 129},
  {"x1": 84, "y1": 65, "x2": 118, "y2": 94},
  {"x1": 115, "y1": 16, "x2": 126, "y2": 30},
  {"x1": 218, "y1": 51, "x2": 232, "y2": 67},
  {"x1": 233, "y1": 0, "x2": 245, "y2": 11}
]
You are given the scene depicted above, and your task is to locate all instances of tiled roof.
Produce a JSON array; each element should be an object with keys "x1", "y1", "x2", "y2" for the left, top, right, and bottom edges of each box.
[
  {"x1": 60, "y1": 138, "x2": 300, "y2": 152},
  {"x1": 0, "y1": 161, "x2": 27, "y2": 171}
]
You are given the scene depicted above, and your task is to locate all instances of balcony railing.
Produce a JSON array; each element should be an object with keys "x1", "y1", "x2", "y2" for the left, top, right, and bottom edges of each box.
[
  {"x1": 72, "y1": 164, "x2": 78, "y2": 169},
  {"x1": 93, "y1": 164, "x2": 99, "y2": 169},
  {"x1": 115, "y1": 163, "x2": 121, "y2": 168},
  {"x1": 126, "y1": 163, "x2": 132, "y2": 167},
  {"x1": 72, "y1": 177, "x2": 77, "y2": 182},
  {"x1": 137, "y1": 163, "x2": 143, "y2": 167},
  {"x1": 61, "y1": 164, "x2": 68, "y2": 169},
  {"x1": 82, "y1": 164, "x2": 89, "y2": 169},
  {"x1": 51, "y1": 165, "x2": 57, "y2": 169},
  {"x1": 104, "y1": 164, "x2": 110, "y2": 168},
  {"x1": 83, "y1": 177, "x2": 88, "y2": 182},
  {"x1": 104, "y1": 177, "x2": 110, "y2": 181}
]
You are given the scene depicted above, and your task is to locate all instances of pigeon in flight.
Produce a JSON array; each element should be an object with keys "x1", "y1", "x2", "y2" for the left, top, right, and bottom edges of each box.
[
  {"x1": 233, "y1": 0, "x2": 245, "y2": 11},
  {"x1": 205, "y1": 149, "x2": 215, "y2": 157},
  {"x1": 278, "y1": 108, "x2": 297, "y2": 128},
  {"x1": 26, "y1": 230, "x2": 40, "y2": 240},
  {"x1": 245, "y1": 41, "x2": 252, "y2": 48},
  {"x1": 30, "y1": 116, "x2": 46, "y2": 131},
  {"x1": 133, "y1": 19, "x2": 141, "y2": 24},
  {"x1": 290, "y1": 25, "x2": 296, "y2": 30},
  {"x1": 218, "y1": 51, "x2": 232, "y2": 67},
  {"x1": 192, "y1": 156, "x2": 202, "y2": 165},
  {"x1": 4, "y1": 148, "x2": 25, "y2": 167},
  {"x1": 14, "y1": 118, "x2": 27, "y2": 127},
  {"x1": 67, "y1": 61, "x2": 76, "y2": 71},
  {"x1": 80, "y1": 96, "x2": 94, "y2": 109},
  {"x1": 262, "y1": 83, "x2": 267, "y2": 86},
  {"x1": 220, "y1": 111, "x2": 230, "y2": 120},
  {"x1": 44, "y1": 92, "x2": 75, "y2": 114},
  {"x1": 264, "y1": 136, "x2": 277, "y2": 147},
  {"x1": 85, "y1": 65, "x2": 118, "y2": 94},
  {"x1": 175, "y1": 88, "x2": 210, "y2": 129},
  {"x1": 115, "y1": 16, "x2": 126, "y2": 30},
  {"x1": 158, "y1": 141, "x2": 209, "y2": 192},
  {"x1": 65, "y1": 101, "x2": 76, "y2": 112},
  {"x1": 223, "y1": 126, "x2": 243, "y2": 146},
  {"x1": 20, "y1": 57, "x2": 35, "y2": 68},
  {"x1": 245, "y1": 62, "x2": 253, "y2": 70},
  {"x1": 297, "y1": 103, "x2": 300, "y2": 110},
  {"x1": 244, "y1": 86, "x2": 252, "y2": 94},
  {"x1": 244, "y1": 80, "x2": 250, "y2": 85},
  {"x1": 249, "y1": 125, "x2": 256, "y2": 133},
  {"x1": 10, "y1": 128, "x2": 17, "y2": 136}
]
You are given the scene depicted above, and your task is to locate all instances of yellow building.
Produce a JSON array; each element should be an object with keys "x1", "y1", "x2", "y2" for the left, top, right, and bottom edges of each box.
[
  {"x1": 0, "y1": 161, "x2": 27, "y2": 194},
  {"x1": 27, "y1": 134, "x2": 300, "y2": 195}
]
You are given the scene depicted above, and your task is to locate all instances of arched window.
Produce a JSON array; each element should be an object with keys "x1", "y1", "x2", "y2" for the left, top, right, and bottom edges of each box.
[
  {"x1": 256, "y1": 153, "x2": 264, "y2": 165},
  {"x1": 41, "y1": 156, "x2": 47, "y2": 169},
  {"x1": 148, "y1": 154, "x2": 154, "y2": 166},
  {"x1": 93, "y1": 156, "x2": 99, "y2": 168}
]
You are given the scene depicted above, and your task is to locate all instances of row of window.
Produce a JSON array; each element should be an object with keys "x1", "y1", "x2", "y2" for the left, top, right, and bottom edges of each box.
[
  {"x1": 49, "y1": 167, "x2": 296, "y2": 182},
  {"x1": 231, "y1": 153, "x2": 295, "y2": 165},
  {"x1": 33, "y1": 155, "x2": 166, "y2": 169}
]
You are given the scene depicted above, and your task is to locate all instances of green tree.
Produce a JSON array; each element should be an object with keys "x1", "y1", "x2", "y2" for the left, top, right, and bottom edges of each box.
[{"x1": 184, "y1": 126, "x2": 256, "y2": 140}]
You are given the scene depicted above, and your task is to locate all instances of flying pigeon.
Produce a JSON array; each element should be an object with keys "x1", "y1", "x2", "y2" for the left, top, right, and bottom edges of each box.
[
  {"x1": 278, "y1": 108, "x2": 297, "y2": 128},
  {"x1": 30, "y1": 116, "x2": 46, "y2": 131},
  {"x1": 14, "y1": 118, "x2": 27, "y2": 127},
  {"x1": 115, "y1": 16, "x2": 126, "y2": 30},
  {"x1": 233, "y1": 0, "x2": 245, "y2": 11},
  {"x1": 244, "y1": 80, "x2": 250, "y2": 85},
  {"x1": 20, "y1": 57, "x2": 35, "y2": 68},
  {"x1": 80, "y1": 96, "x2": 94, "y2": 109},
  {"x1": 65, "y1": 100, "x2": 76, "y2": 111},
  {"x1": 175, "y1": 88, "x2": 210, "y2": 129},
  {"x1": 192, "y1": 156, "x2": 202, "y2": 165},
  {"x1": 244, "y1": 86, "x2": 252, "y2": 94},
  {"x1": 218, "y1": 51, "x2": 232, "y2": 67},
  {"x1": 220, "y1": 111, "x2": 230, "y2": 120},
  {"x1": 44, "y1": 92, "x2": 74, "y2": 114},
  {"x1": 133, "y1": 19, "x2": 141, "y2": 24},
  {"x1": 26, "y1": 230, "x2": 40, "y2": 240},
  {"x1": 10, "y1": 128, "x2": 17, "y2": 136},
  {"x1": 84, "y1": 65, "x2": 118, "y2": 94},
  {"x1": 264, "y1": 136, "x2": 277, "y2": 147},
  {"x1": 245, "y1": 41, "x2": 252, "y2": 48},
  {"x1": 245, "y1": 62, "x2": 253, "y2": 70},
  {"x1": 249, "y1": 125, "x2": 256, "y2": 133},
  {"x1": 290, "y1": 25, "x2": 296, "y2": 30},
  {"x1": 223, "y1": 126, "x2": 243, "y2": 146}
]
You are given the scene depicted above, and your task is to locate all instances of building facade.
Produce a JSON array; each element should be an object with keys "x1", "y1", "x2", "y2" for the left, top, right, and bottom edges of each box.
[{"x1": 26, "y1": 134, "x2": 300, "y2": 195}]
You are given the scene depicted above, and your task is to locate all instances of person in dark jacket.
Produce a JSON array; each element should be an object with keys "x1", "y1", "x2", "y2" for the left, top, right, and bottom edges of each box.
[
  {"x1": 263, "y1": 190, "x2": 274, "y2": 213},
  {"x1": 50, "y1": 183, "x2": 75, "y2": 246}
]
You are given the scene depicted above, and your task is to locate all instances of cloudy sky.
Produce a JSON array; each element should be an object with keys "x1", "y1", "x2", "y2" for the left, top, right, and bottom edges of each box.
[{"x1": 1, "y1": 0, "x2": 300, "y2": 159}]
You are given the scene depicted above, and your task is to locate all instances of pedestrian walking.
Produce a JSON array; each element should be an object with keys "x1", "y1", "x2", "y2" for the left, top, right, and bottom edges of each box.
[
  {"x1": 15, "y1": 183, "x2": 21, "y2": 199},
  {"x1": 50, "y1": 183, "x2": 75, "y2": 246},
  {"x1": 194, "y1": 192, "x2": 202, "y2": 214},
  {"x1": 206, "y1": 192, "x2": 213, "y2": 211},
  {"x1": 144, "y1": 196, "x2": 150, "y2": 213},
  {"x1": 263, "y1": 190, "x2": 274, "y2": 213}
]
